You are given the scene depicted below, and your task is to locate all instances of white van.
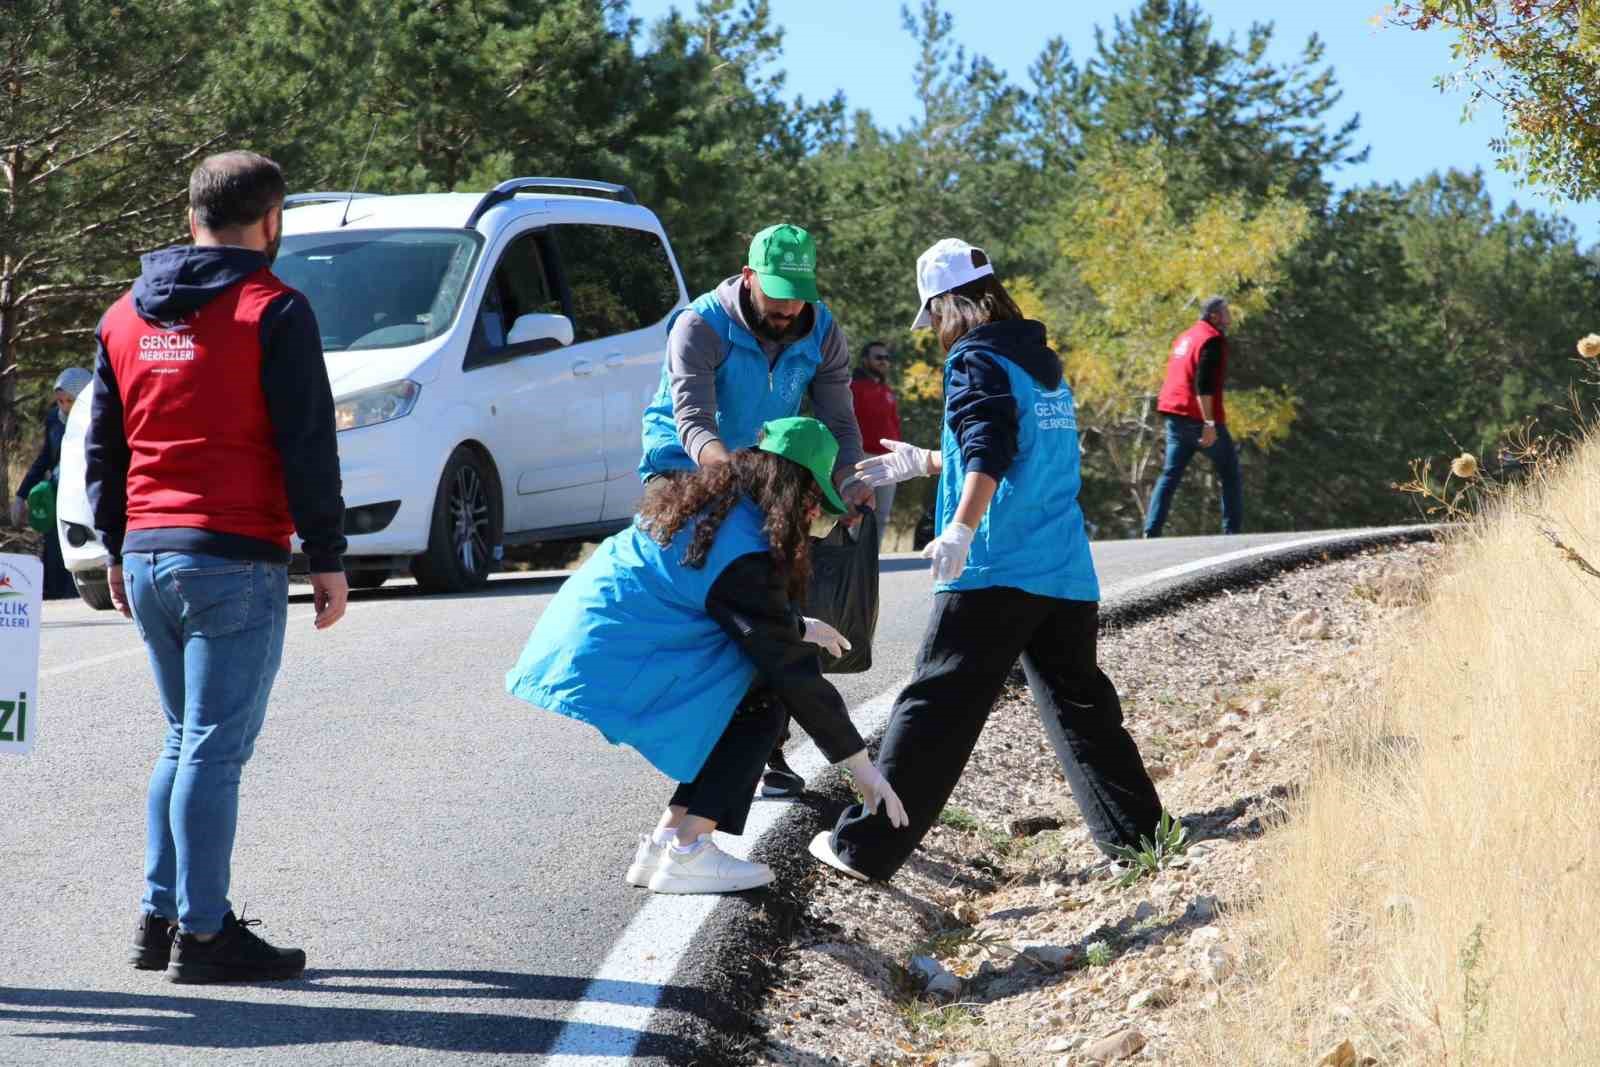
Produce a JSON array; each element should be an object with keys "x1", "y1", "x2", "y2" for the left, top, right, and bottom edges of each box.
[{"x1": 56, "y1": 178, "x2": 687, "y2": 605}]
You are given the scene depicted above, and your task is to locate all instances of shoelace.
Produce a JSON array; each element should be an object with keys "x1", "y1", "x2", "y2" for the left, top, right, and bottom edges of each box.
[{"x1": 234, "y1": 904, "x2": 267, "y2": 943}]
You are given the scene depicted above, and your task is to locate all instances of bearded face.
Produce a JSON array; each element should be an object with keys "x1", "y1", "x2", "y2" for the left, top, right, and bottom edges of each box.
[{"x1": 745, "y1": 278, "x2": 807, "y2": 341}]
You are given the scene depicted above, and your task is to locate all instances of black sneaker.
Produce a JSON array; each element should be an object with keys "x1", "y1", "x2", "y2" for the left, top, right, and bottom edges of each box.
[
  {"x1": 130, "y1": 911, "x2": 176, "y2": 970},
  {"x1": 165, "y1": 909, "x2": 306, "y2": 984},
  {"x1": 759, "y1": 749, "x2": 806, "y2": 798}
]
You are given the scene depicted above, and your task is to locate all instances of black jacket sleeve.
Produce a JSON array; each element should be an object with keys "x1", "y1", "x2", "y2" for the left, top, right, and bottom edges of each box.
[
  {"x1": 84, "y1": 319, "x2": 131, "y2": 562},
  {"x1": 259, "y1": 292, "x2": 347, "y2": 573},
  {"x1": 945, "y1": 350, "x2": 1020, "y2": 478},
  {"x1": 705, "y1": 551, "x2": 867, "y2": 764},
  {"x1": 16, "y1": 408, "x2": 63, "y2": 500},
  {"x1": 1195, "y1": 337, "x2": 1223, "y2": 397}
]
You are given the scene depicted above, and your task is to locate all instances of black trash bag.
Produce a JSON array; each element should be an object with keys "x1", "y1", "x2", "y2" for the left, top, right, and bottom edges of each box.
[{"x1": 806, "y1": 506, "x2": 879, "y2": 674}]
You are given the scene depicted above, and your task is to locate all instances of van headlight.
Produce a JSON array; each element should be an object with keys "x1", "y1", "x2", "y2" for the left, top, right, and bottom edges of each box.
[{"x1": 335, "y1": 380, "x2": 420, "y2": 432}]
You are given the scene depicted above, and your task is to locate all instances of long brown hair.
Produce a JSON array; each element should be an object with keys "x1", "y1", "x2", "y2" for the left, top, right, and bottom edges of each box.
[
  {"x1": 638, "y1": 450, "x2": 819, "y2": 600},
  {"x1": 928, "y1": 249, "x2": 1025, "y2": 352}
]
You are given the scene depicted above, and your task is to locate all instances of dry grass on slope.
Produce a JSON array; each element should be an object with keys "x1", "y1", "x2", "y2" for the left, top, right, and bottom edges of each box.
[{"x1": 1191, "y1": 437, "x2": 1600, "y2": 1065}]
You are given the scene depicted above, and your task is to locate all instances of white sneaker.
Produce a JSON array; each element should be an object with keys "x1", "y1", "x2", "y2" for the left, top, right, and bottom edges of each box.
[
  {"x1": 808, "y1": 831, "x2": 869, "y2": 881},
  {"x1": 625, "y1": 833, "x2": 666, "y2": 888},
  {"x1": 647, "y1": 834, "x2": 774, "y2": 894}
]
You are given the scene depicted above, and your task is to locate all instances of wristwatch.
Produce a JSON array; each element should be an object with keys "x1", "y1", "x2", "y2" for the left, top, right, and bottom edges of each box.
[{"x1": 1203, "y1": 419, "x2": 1216, "y2": 428}]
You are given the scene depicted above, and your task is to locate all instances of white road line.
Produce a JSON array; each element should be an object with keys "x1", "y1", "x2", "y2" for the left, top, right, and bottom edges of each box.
[{"x1": 542, "y1": 527, "x2": 1424, "y2": 1062}]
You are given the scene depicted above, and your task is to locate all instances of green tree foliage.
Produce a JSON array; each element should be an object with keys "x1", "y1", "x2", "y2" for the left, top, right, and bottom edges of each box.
[
  {"x1": 1073, "y1": 0, "x2": 1366, "y2": 205},
  {"x1": 4, "y1": 0, "x2": 1595, "y2": 540},
  {"x1": 0, "y1": 0, "x2": 364, "y2": 500},
  {"x1": 1042, "y1": 144, "x2": 1309, "y2": 527},
  {"x1": 1244, "y1": 169, "x2": 1598, "y2": 532},
  {"x1": 1393, "y1": 0, "x2": 1600, "y2": 200}
]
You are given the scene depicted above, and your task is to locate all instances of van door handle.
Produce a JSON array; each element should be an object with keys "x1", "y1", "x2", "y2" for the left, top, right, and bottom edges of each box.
[
  {"x1": 571, "y1": 359, "x2": 595, "y2": 377},
  {"x1": 604, "y1": 354, "x2": 625, "y2": 370}
]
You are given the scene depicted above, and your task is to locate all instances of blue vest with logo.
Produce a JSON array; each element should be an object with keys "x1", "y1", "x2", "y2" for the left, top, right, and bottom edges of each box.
[
  {"x1": 638, "y1": 290, "x2": 833, "y2": 479},
  {"x1": 505, "y1": 497, "x2": 772, "y2": 781},
  {"x1": 935, "y1": 347, "x2": 1100, "y2": 602}
]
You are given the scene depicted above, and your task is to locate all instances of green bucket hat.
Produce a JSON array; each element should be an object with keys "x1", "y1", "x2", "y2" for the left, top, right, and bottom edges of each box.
[
  {"x1": 748, "y1": 223, "x2": 819, "y2": 303},
  {"x1": 757, "y1": 416, "x2": 848, "y2": 515}
]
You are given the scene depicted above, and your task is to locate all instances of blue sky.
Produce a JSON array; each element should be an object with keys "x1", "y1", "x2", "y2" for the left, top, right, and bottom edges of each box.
[{"x1": 628, "y1": 0, "x2": 1599, "y2": 241}]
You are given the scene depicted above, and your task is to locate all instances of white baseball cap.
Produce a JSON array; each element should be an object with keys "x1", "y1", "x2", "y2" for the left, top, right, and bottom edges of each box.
[{"x1": 911, "y1": 238, "x2": 995, "y2": 329}]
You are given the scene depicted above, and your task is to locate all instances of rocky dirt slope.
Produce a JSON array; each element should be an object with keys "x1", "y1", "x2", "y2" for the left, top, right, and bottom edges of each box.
[{"x1": 753, "y1": 542, "x2": 1439, "y2": 1067}]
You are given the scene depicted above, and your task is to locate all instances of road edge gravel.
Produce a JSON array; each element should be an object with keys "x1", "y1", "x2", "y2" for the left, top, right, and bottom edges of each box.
[{"x1": 643, "y1": 526, "x2": 1441, "y2": 1065}]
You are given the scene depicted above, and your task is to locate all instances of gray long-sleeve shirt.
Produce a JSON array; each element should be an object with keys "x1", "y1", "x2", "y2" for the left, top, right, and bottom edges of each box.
[{"x1": 665, "y1": 275, "x2": 864, "y2": 473}]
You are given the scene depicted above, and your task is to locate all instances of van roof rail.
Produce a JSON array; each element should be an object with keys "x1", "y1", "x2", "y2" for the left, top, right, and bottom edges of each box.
[
  {"x1": 284, "y1": 192, "x2": 384, "y2": 208},
  {"x1": 466, "y1": 178, "x2": 637, "y2": 227}
]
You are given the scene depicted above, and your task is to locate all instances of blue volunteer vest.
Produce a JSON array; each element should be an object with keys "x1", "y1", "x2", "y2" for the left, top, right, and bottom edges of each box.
[
  {"x1": 505, "y1": 497, "x2": 772, "y2": 781},
  {"x1": 935, "y1": 346, "x2": 1100, "y2": 602},
  {"x1": 638, "y1": 290, "x2": 833, "y2": 479}
]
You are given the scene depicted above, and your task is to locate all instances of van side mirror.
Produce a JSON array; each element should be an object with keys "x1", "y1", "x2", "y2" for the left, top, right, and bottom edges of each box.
[{"x1": 506, "y1": 313, "x2": 573, "y2": 348}]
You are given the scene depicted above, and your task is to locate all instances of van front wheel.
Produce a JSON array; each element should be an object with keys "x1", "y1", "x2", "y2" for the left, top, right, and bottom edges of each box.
[
  {"x1": 75, "y1": 571, "x2": 115, "y2": 611},
  {"x1": 412, "y1": 446, "x2": 502, "y2": 594}
]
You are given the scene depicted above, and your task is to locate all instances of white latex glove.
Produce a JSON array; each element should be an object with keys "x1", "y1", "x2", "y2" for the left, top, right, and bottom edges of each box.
[
  {"x1": 8, "y1": 497, "x2": 25, "y2": 529},
  {"x1": 802, "y1": 616, "x2": 852, "y2": 658},
  {"x1": 853, "y1": 439, "x2": 936, "y2": 488},
  {"x1": 843, "y1": 750, "x2": 909, "y2": 828},
  {"x1": 923, "y1": 521, "x2": 974, "y2": 582}
]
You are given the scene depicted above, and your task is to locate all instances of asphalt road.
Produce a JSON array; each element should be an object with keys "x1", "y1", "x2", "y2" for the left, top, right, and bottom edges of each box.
[{"x1": 2, "y1": 530, "x2": 1324, "y2": 1065}]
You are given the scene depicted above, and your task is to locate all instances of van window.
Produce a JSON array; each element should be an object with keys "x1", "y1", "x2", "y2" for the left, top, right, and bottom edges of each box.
[
  {"x1": 551, "y1": 225, "x2": 679, "y2": 342},
  {"x1": 476, "y1": 230, "x2": 564, "y2": 350},
  {"x1": 276, "y1": 229, "x2": 481, "y2": 352}
]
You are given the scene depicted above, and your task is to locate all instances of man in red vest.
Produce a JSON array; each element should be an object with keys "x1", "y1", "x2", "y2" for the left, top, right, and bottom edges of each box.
[
  {"x1": 85, "y1": 150, "x2": 347, "y2": 983},
  {"x1": 848, "y1": 340, "x2": 902, "y2": 534},
  {"x1": 1143, "y1": 296, "x2": 1243, "y2": 537}
]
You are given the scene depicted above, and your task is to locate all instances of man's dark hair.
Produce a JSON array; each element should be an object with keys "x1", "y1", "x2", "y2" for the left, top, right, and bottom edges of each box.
[
  {"x1": 858, "y1": 340, "x2": 889, "y2": 364},
  {"x1": 1201, "y1": 295, "x2": 1229, "y2": 319},
  {"x1": 189, "y1": 151, "x2": 286, "y2": 231},
  {"x1": 928, "y1": 249, "x2": 1025, "y2": 352}
]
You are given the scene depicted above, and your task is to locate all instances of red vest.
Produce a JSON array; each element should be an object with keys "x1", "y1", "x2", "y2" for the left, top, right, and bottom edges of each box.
[
  {"x1": 1156, "y1": 319, "x2": 1227, "y2": 424},
  {"x1": 100, "y1": 270, "x2": 295, "y2": 548},
  {"x1": 849, "y1": 376, "x2": 902, "y2": 455}
]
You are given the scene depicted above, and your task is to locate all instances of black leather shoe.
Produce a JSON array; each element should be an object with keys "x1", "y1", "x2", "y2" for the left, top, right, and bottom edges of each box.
[
  {"x1": 130, "y1": 911, "x2": 176, "y2": 970},
  {"x1": 759, "y1": 749, "x2": 806, "y2": 797},
  {"x1": 166, "y1": 909, "x2": 306, "y2": 984}
]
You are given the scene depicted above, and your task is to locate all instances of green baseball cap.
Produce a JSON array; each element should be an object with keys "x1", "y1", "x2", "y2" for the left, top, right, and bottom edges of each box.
[
  {"x1": 747, "y1": 224, "x2": 820, "y2": 303},
  {"x1": 757, "y1": 416, "x2": 848, "y2": 515}
]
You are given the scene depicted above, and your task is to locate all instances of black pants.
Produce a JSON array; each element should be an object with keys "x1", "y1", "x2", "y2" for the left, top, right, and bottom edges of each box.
[
  {"x1": 668, "y1": 688, "x2": 786, "y2": 836},
  {"x1": 831, "y1": 587, "x2": 1162, "y2": 880}
]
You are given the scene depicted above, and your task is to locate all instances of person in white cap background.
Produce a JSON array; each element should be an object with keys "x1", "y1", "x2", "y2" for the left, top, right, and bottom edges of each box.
[
  {"x1": 12, "y1": 366, "x2": 93, "y2": 598},
  {"x1": 808, "y1": 238, "x2": 1165, "y2": 883}
]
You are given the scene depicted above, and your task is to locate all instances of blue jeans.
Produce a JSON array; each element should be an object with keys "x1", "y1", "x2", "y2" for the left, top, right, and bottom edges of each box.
[
  {"x1": 1143, "y1": 416, "x2": 1243, "y2": 537},
  {"x1": 123, "y1": 552, "x2": 288, "y2": 934}
]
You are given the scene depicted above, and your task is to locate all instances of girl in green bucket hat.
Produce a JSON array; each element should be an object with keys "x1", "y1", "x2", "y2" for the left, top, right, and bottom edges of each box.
[{"x1": 507, "y1": 416, "x2": 906, "y2": 895}]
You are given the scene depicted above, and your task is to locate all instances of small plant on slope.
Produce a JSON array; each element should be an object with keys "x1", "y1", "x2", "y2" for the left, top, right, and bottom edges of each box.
[{"x1": 1109, "y1": 810, "x2": 1189, "y2": 887}]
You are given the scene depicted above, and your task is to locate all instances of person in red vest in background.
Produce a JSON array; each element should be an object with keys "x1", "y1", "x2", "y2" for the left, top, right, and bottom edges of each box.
[
  {"x1": 1142, "y1": 296, "x2": 1242, "y2": 537},
  {"x1": 849, "y1": 340, "x2": 902, "y2": 536}
]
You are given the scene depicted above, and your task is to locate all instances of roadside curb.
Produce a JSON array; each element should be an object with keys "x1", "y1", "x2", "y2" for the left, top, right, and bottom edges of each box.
[{"x1": 639, "y1": 525, "x2": 1440, "y2": 1064}]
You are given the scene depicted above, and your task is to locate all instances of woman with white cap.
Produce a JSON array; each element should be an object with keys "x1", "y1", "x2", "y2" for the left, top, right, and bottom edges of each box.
[
  {"x1": 13, "y1": 366, "x2": 93, "y2": 598},
  {"x1": 808, "y1": 239, "x2": 1165, "y2": 883}
]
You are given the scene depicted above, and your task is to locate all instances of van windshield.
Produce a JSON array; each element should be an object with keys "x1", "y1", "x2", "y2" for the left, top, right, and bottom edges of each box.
[{"x1": 275, "y1": 229, "x2": 482, "y2": 352}]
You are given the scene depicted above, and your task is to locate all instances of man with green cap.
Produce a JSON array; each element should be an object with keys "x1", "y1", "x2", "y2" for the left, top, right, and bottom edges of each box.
[
  {"x1": 639, "y1": 223, "x2": 866, "y2": 482},
  {"x1": 638, "y1": 224, "x2": 871, "y2": 797}
]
